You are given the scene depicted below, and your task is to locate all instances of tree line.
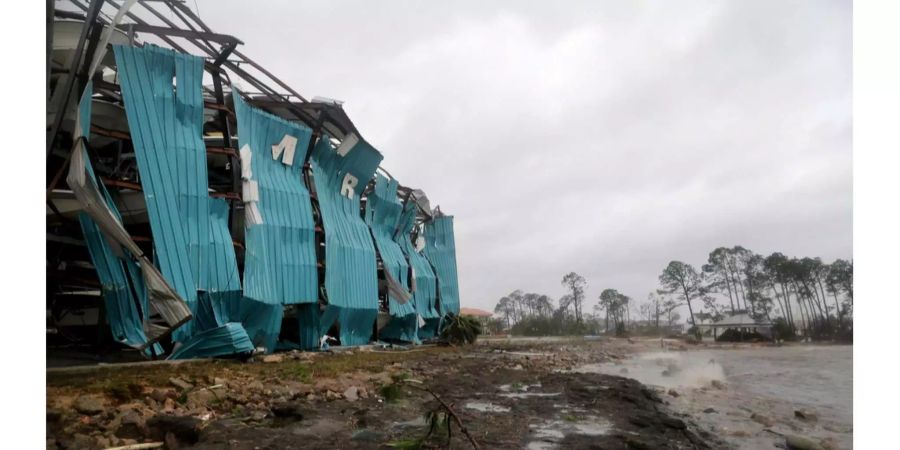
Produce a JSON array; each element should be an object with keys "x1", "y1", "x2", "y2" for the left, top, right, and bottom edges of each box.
[
  {"x1": 659, "y1": 246, "x2": 852, "y2": 340},
  {"x1": 491, "y1": 246, "x2": 852, "y2": 341}
]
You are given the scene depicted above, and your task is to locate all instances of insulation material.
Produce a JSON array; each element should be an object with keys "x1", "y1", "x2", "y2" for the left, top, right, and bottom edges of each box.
[
  {"x1": 424, "y1": 215, "x2": 461, "y2": 316},
  {"x1": 395, "y1": 201, "x2": 441, "y2": 339},
  {"x1": 168, "y1": 322, "x2": 254, "y2": 360},
  {"x1": 364, "y1": 174, "x2": 416, "y2": 342},
  {"x1": 232, "y1": 92, "x2": 318, "y2": 306},
  {"x1": 311, "y1": 134, "x2": 383, "y2": 345},
  {"x1": 65, "y1": 81, "x2": 192, "y2": 339}
]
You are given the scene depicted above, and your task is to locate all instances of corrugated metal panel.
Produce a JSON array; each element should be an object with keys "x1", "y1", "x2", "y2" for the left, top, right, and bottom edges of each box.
[
  {"x1": 74, "y1": 82, "x2": 161, "y2": 355},
  {"x1": 311, "y1": 134, "x2": 383, "y2": 345},
  {"x1": 67, "y1": 82, "x2": 192, "y2": 336},
  {"x1": 79, "y1": 215, "x2": 160, "y2": 353},
  {"x1": 168, "y1": 322, "x2": 254, "y2": 360},
  {"x1": 205, "y1": 198, "x2": 241, "y2": 295},
  {"x1": 114, "y1": 45, "x2": 206, "y2": 340},
  {"x1": 233, "y1": 92, "x2": 318, "y2": 305},
  {"x1": 424, "y1": 216, "x2": 461, "y2": 316},
  {"x1": 365, "y1": 174, "x2": 416, "y2": 341},
  {"x1": 394, "y1": 201, "x2": 441, "y2": 339},
  {"x1": 115, "y1": 45, "x2": 260, "y2": 348}
]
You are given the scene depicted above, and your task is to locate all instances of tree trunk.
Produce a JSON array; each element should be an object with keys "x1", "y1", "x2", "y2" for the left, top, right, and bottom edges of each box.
[
  {"x1": 815, "y1": 278, "x2": 830, "y2": 319},
  {"x1": 795, "y1": 293, "x2": 810, "y2": 335},
  {"x1": 771, "y1": 285, "x2": 786, "y2": 322},
  {"x1": 830, "y1": 289, "x2": 843, "y2": 325},
  {"x1": 723, "y1": 269, "x2": 737, "y2": 313},
  {"x1": 654, "y1": 301, "x2": 661, "y2": 330},
  {"x1": 730, "y1": 267, "x2": 747, "y2": 311},
  {"x1": 779, "y1": 281, "x2": 796, "y2": 332},
  {"x1": 681, "y1": 281, "x2": 697, "y2": 336}
]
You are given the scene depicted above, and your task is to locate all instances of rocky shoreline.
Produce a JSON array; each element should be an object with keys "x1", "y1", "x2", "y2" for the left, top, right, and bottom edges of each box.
[{"x1": 47, "y1": 338, "x2": 719, "y2": 449}]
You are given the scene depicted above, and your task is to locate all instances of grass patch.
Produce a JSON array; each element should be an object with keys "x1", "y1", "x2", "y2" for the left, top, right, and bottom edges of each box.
[
  {"x1": 386, "y1": 438, "x2": 425, "y2": 450},
  {"x1": 391, "y1": 371, "x2": 411, "y2": 383},
  {"x1": 46, "y1": 346, "x2": 463, "y2": 398},
  {"x1": 277, "y1": 362, "x2": 313, "y2": 382},
  {"x1": 378, "y1": 383, "x2": 404, "y2": 402}
]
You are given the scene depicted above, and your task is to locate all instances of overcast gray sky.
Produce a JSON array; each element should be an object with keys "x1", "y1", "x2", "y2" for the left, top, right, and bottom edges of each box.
[{"x1": 197, "y1": 0, "x2": 851, "y2": 315}]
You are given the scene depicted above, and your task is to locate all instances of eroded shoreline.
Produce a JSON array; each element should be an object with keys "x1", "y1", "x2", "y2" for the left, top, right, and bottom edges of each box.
[{"x1": 47, "y1": 338, "x2": 718, "y2": 449}]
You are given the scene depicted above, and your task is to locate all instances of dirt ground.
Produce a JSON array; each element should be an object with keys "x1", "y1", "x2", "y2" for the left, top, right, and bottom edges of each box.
[{"x1": 47, "y1": 337, "x2": 721, "y2": 449}]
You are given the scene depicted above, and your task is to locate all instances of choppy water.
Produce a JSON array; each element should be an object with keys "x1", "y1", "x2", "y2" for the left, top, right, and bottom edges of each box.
[{"x1": 579, "y1": 345, "x2": 852, "y2": 449}]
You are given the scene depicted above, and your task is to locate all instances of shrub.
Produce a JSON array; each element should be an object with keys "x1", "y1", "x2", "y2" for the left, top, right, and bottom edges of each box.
[{"x1": 439, "y1": 314, "x2": 481, "y2": 345}]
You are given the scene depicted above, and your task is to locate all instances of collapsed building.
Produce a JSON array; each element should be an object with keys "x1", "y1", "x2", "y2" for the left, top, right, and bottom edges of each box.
[{"x1": 46, "y1": 0, "x2": 460, "y2": 361}]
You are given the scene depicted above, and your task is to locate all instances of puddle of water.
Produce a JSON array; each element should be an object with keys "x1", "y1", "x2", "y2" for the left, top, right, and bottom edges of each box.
[
  {"x1": 500, "y1": 392, "x2": 562, "y2": 399},
  {"x1": 571, "y1": 420, "x2": 613, "y2": 436},
  {"x1": 464, "y1": 401, "x2": 511, "y2": 413},
  {"x1": 499, "y1": 383, "x2": 542, "y2": 392},
  {"x1": 390, "y1": 416, "x2": 428, "y2": 431},
  {"x1": 527, "y1": 416, "x2": 614, "y2": 449},
  {"x1": 499, "y1": 351, "x2": 551, "y2": 357},
  {"x1": 526, "y1": 441, "x2": 558, "y2": 450}
]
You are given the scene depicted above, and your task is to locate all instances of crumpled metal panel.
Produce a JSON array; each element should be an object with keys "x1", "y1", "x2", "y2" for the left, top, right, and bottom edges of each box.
[
  {"x1": 168, "y1": 322, "x2": 254, "y2": 360},
  {"x1": 205, "y1": 198, "x2": 241, "y2": 299},
  {"x1": 80, "y1": 215, "x2": 163, "y2": 355},
  {"x1": 114, "y1": 44, "x2": 208, "y2": 340},
  {"x1": 424, "y1": 216, "x2": 460, "y2": 316},
  {"x1": 73, "y1": 83, "x2": 161, "y2": 355},
  {"x1": 365, "y1": 174, "x2": 415, "y2": 341},
  {"x1": 233, "y1": 92, "x2": 318, "y2": 305},
  {"x1": 67, "y1": 81, "x2": 191, "y2": 348},
  {"x1": 394, "y1": 200, "x2": 441, "y2": 338},
  {"x1": 311, "y1": 134, "x2": 383, "y2": 345}
]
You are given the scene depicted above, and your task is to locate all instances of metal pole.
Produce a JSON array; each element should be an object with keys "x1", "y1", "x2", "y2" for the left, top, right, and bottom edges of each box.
[{"x1": 46, "y1": 0, "x2": 104, "y2": 158}]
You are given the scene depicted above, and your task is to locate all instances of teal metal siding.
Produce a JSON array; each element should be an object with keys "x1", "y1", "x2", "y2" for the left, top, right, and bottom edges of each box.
[
  {"x1": 365, "y1": 175, "x2": 416, "y2": 341},
  {"x1": 233, "y1": 92, "x2": 318, "y2": 305},
  {"x1": 114, "y1": 45, "x2": 206, "y2": 340},
  {"x1": 75, "y1": 82, "x2": 160, "y2": 355},
  {"x1": 394, "y1": 201, "x2": 440, "y2": 338},
  {"x1": 205, "y1": 198, "x2": 241, "y2": 297},
  {"x1": 424, "y1": 216, "x2": 461, "y2": 316},
  {"x1": 168, "y1": 322, "x2": 254, "y2": 360},
  {"x1": 311, "y1": 135, "x2": 383, "y2": 345}
]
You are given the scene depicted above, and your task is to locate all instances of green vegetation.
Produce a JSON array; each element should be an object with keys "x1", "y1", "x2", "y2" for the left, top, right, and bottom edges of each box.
[
  {"x1": 47, "y1": 346, "x2": 461, "y2": 394},
  {"x1": 439, "y1": 313, "x2": 482, "y2": 345},
  {"x1": 491, "y1": 247, "x2": 853, "y2": 342},
  {"x1": 378, "y1": 383, "x2": 404, "y2": 403}
]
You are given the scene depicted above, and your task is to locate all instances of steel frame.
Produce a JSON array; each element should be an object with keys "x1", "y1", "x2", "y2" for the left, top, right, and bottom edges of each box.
[{"x1": 47, "y1": 0, "x2": 437, "y2": 356}]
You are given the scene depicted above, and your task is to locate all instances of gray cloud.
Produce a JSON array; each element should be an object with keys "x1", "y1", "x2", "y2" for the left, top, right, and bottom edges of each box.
[{"x1": 195, "y1": 0, "x2": 851, "y2": 313}]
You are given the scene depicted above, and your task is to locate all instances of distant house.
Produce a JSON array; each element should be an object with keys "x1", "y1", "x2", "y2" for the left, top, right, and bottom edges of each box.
[
  {"x1": 695, "y1": 313, "x2": 773, "y2": 341},
  {"x1": 460, "y1": 307, "x2": 494, "y2": 334}
]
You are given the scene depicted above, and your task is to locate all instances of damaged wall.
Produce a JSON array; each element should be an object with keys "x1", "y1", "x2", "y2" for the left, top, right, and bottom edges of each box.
[
  {"x1": 365, "y1": 174, "x2": 416, "y2": 342},
  {"x1": 311, "y1": 135, "x2": 383, "y2": 346},
  {"x1": 425, "y1": 216, "x2": 461, "y2": 317}
]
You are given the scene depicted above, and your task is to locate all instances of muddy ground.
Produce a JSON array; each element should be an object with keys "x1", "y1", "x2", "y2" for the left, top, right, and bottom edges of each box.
[{"x1": 47, "y1": 338, "x2": 721, "y2": 449}]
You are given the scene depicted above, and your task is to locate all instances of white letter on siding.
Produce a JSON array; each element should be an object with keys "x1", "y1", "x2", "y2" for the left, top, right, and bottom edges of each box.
[
  {"x1": 240, "y1": 143, "x2": 263, "y2": 225},
  {"x1": 239, "y1": 144, "x2": 253, "y2": 180},
  {"x1": 341, "y1": 173, "x2": 358, "y2": 199},
  {"x1": 271, "y1": 134, "x2": 298, "y2": 166}
]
